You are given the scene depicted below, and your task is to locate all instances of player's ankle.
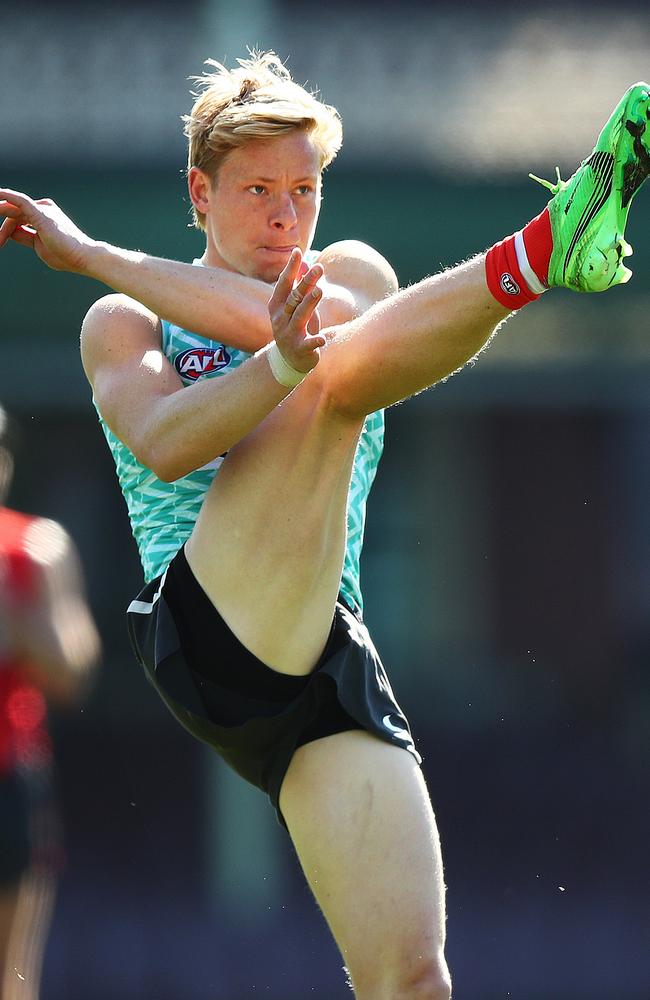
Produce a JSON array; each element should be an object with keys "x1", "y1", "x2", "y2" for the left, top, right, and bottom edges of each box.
[{"x1": 485, "y1": 207, "x2": 552, "y2": 310}]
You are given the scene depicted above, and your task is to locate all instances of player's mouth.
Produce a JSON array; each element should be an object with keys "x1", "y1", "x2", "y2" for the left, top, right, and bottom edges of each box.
[{"x1": 261, "y1": 245, "x2": 299, "y2": 254}]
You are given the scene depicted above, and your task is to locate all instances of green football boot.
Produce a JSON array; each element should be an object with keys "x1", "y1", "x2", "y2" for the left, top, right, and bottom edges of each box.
[{"x1": 530, "y1": 82, "x2": 650, "y2": 292}]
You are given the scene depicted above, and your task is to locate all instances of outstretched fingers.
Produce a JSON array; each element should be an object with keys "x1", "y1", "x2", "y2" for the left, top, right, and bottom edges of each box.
[
  {"x1": 269, "y1": 250, "x2": 323, "y2": 313},
  {"x1": 289, "y1": 282, "x2": 324, "y2": 345},
  {"x1": 269, "y1": 248, "x2": 301, "y2": 310},
  {"x1": 268, "y1": 249, "x2": 326, "y2": 374}
]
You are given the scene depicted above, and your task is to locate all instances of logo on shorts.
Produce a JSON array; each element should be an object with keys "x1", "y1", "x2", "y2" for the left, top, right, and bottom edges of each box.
[
  {"x1": 174, "y1": 346, "x2": 231, "y2": 381},
  {"x1": 382, "y1": 714, "x2": 415, "y2": 749},
  {"x1": 500, "y1": 272, "x2": 521, "y2": 296}
]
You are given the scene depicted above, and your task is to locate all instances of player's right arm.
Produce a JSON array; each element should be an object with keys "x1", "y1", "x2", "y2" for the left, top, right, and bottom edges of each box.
[
  {"x1": 0, "y1": 189, "x2": 354, "y2": 350},
  {"x1": 82, "y1": 253, "x2": 324, "y2": 482}
]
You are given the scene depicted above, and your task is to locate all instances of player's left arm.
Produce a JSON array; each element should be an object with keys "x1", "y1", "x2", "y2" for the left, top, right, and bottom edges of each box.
[{"x1": 4, "y1": 518, "x2": 101, "y2": 705}]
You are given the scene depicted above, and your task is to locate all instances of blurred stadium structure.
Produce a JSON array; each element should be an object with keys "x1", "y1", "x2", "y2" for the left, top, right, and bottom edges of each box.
[
  {"x1": 1, "y1": 2, "x2": 649, "y2": 998},
  {"x1": 3, "y1": 1, "x2": 650, "y2": 174}
]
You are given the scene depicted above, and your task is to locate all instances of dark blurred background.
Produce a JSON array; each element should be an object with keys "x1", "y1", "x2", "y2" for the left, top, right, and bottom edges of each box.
[{"x1": 1, "y1": 1, "x2": 649, "y2": 997}]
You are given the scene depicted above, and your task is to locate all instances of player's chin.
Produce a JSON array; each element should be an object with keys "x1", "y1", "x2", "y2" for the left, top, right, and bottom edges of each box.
[
  {"x1": 255, "y1": 261, "x2": 291, "y2": 284},
  {"x1": 255, "y1": 247, "x2": 299, "y2": 282}
]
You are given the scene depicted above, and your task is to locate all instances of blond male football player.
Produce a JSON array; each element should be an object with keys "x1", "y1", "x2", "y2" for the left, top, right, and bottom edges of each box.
[{"x1": 1, "y1": 54, "x2": 648, "y2": 999}]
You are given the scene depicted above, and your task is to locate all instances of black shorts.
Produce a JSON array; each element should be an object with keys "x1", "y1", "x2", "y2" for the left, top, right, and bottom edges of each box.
[{"x1": 126, "y1": 546, "x2": 421, "y2": 825}]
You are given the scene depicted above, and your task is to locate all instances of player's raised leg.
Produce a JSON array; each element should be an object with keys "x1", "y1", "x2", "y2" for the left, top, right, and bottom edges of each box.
[
  {"x1": 280, "y1": 731, "x2": 452, "y2": 1000},
  {"x1": 317, "y1": 253, "x2": 509, "y2": 419},
  {"x1": 315, "y1": 81, "x2": 650, "y2": 419}
]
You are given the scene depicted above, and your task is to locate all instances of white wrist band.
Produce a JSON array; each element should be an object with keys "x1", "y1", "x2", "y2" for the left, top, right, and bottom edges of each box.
[{"x1": 267, "y1": 342, "x2": 307, "y2": 388}]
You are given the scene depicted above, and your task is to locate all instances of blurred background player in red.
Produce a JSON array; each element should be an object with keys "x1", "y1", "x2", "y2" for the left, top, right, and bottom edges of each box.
[{"x1": 0, "y1": 406, "x2": 100, "y2": 1000}]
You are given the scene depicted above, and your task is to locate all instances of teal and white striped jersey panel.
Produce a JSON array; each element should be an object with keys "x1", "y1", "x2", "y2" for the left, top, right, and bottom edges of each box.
[{"x1": 97, "y1": 294, "x2": 384, "y2": 612}]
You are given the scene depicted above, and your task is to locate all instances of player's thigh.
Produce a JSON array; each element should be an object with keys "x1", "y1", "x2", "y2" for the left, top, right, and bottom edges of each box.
[{"x1": 280, "y1": 730, "x2": 449, "y2": 990}]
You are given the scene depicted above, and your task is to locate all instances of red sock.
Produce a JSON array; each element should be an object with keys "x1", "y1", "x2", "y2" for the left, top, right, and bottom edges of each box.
[
  {"x1": 485, "y1": 207, "x2": 553, "y2": 309},
  {"x1": 521, "y1": 208, "x2": 553, "y2": 286}
]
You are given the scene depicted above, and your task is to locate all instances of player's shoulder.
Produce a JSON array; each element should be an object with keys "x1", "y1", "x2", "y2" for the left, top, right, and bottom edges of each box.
[
  {"x1": 82, "y1": 293, "x2": 160, "y2": 335},
  {"x1": 80, "y1": 294, "x2": 162, "y2": 375},
  {"x1": 317, "y1": 240, "x2": 398, "y2": 314}
]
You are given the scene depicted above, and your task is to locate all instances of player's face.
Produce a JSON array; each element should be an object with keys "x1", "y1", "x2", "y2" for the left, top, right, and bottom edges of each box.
[{"x1": 194, "y1": 131, "x2": 322, "y2": 282}]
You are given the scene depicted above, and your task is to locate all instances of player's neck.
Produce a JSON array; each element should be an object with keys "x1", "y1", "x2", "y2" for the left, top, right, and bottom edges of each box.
[{"x1": 198, "y1": 246, "x2": 223, "y2": 269}]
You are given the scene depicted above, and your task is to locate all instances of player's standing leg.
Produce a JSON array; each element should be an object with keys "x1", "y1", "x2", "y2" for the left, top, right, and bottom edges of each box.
[{"x1": 280, "y1": 732, "x2": 451, "y2": 1000}]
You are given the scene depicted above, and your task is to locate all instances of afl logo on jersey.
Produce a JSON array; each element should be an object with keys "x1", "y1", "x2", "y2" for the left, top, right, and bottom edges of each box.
[{"x1": 174, "y1": 346, "x2": 231, "y2": 381}]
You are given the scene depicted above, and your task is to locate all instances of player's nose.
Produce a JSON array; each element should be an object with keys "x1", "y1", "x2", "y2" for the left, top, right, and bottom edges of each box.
[{"x1": 270, "y1": 192, "x2": 297, "y2": 230}]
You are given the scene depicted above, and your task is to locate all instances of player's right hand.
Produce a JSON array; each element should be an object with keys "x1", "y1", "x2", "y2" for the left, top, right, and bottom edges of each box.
[
  {"x1": 267, "y1": 249, "x2": 326, "y2": 374},
  {"x1": 0, "y1": 189, "x2": 95, "y2": 274}
]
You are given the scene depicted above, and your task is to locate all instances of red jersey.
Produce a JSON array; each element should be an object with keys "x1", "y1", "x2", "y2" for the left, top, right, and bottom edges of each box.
[{"x1": 0, "y1": 507, "x2": 51, "y2": 776}]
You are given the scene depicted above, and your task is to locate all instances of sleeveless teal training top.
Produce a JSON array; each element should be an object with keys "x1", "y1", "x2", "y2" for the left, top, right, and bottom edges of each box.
[{"x1": 97, "y1": 278, "x2": 384, "y2": 611}]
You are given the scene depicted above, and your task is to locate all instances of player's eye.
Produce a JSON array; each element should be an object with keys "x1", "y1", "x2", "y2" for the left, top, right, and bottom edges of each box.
[
  {"x1": 248, "y1": 185, "x2": 266, "y2": 195},
  {"x1": 294, "y1": 185, "x2": 313, "y2": 196}
]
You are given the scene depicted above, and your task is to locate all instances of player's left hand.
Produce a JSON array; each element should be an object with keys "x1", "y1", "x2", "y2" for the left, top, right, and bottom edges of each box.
[{"x1": 268, "y1": 249, "x2": 326, "y2": 374}]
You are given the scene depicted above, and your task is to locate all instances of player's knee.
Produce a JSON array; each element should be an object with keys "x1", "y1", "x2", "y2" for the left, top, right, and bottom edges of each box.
[
  {"x1": 393, "y1": 959, "x2": 451, "y2": 1000},
  {"x1": 354, "y1": 951, "x2": 452, "y2": 1000},
  {"x1": 394, "y1": 963, "x2": 451, "y2": 1000},
  {"x1": 296, "y1": 352, "x2": 364, "y2": 426},
  {"x1": 311, "y1": 350, "x2": 369, "y2": 424}
]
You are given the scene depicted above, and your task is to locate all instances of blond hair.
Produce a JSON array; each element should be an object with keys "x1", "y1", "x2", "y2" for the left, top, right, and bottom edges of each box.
[{"x1": 183, "y1": 51, "x2": 343, "y2": 230}]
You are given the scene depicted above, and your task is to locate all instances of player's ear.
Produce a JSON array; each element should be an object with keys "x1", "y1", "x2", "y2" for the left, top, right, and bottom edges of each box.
[{"x1": 188, "y1": 167, "x2": 212, "y2": 215}]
